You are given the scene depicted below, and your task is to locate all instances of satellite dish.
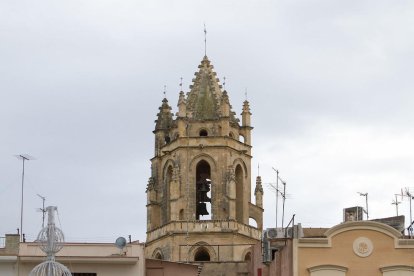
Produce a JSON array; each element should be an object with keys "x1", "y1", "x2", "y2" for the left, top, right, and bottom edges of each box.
[{"x1": 115, "y1": 237, "x2": 127, "y2": 249}]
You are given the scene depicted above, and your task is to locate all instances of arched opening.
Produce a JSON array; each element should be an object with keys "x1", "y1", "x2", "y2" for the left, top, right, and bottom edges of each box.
[
  {"x1": 199, "y1": 129, "x2": 208, "y2": 136},
  {"x1": 235, "y1": 165, "x2": 244, "y2": 223},
  {"x1": 249, "y1": 218, "x2": 258, "y2": 228},
  {"x1": 229, "y1": 132, "x2": 234, "y2": 139},
  {"x1": 179, "y1": 209, "x2": 185, "y2": 220},
  {"x1": 239, "y1": 135, "x2": 245, "y2": 143},
  {"x1": 196, "y1": 160, "x2": 211, "y2": 220},
  {"x1": 194, "y1": 247, "x2": 210, "y2": 262},
  {"x1": 163, "y1": 165, "x2": 173, "y2": 224},
  {"x1": 244, "y1": 252, "x2": 251, "y2": 262},
  {"x1": 154, "y1": 252, "x2": 162, "y2": 260},
  {"x1": 165, "y1": 135, "x2": 171, "y2": 144},
  {"x1": 153, "y1": 249, "x2": 164, "y2": 260}
]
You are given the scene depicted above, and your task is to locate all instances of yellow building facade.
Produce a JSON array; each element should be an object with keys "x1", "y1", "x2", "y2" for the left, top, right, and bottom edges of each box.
[{"x1": 296, "y1": 221, "x2": 414, "y2": 276}]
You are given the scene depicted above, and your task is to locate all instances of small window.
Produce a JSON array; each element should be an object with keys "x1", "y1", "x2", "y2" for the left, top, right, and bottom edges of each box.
[
  {"x1": 155, "y1": 252, "x2": 163, "y2": 260},
  {"x1": 179, "y1": 209, "x2": 185, "y2": 220},
  {"x1": 165, "y1": 136, "x2": 171, "y2": 143},
  {"x1": 229, "y1": 132, "x2": 234, "y2": 138},
  {"x1": 199, "y1": 129, "x2": 208, "y2": 136}
]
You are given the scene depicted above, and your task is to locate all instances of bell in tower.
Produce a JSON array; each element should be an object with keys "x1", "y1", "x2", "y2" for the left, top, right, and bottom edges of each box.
[{"x1": 196, "y1": 178, "x2": 211, "y2": 218}]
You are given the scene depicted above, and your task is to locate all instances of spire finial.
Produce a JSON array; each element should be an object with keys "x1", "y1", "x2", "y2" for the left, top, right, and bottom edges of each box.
[
  {"x1": 245, "y1": 88, "x2": 248, "y2": 101},
  {"x1": 258, "y1": 163, "x2": 260, "y2": 175},
  {"x1": 204, "y1": 23, "x2": 207, "y2": 56},
  {"x1": 179, "y1": 77, "x2": 183, "y2": 91},
  {"x1": 223, "y1": 76, "x2": 226, "y2": 91},
  {"x1": 163, "y1": 85, "x2": 167, "y2": 98}
]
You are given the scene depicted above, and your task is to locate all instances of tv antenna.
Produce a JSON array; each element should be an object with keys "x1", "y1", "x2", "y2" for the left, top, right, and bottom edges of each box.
[
  {"x1": 269, "y1": 167, "x2": 289, "y2": 229},
  {"x1": 358, "y1": 192, "x2": 369, "y2": 220},
  {"x1": 401, "y1": 188, "x2": 414, "y2": 237},
  {"x1": 15, "y1": 154, "x2": 35, "y2": 242},
  {"x1": 37, "y1": 194, "x2": 46, "y2": 228},
  {"x1": 392, "y1": 194, "x2": 401, "y2": 216}
]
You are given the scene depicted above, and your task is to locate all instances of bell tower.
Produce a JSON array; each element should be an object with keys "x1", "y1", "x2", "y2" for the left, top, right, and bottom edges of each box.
[{"x1": 145, "y1": 56, "x2": 263, "y2": 270}]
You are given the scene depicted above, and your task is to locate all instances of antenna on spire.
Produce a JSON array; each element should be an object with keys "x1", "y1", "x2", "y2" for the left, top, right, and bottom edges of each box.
[
  {"x1": 223, "y1": 76, "x2": 226, "y2": 91},
  {"x1": 204, "y1": 23, "x2": 207, "y2": 56}
]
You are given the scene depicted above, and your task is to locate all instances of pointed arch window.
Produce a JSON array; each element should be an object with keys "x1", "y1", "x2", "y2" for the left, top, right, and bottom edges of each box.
[
  {"x1": 196, "y1": 160, "x2": 211, "y2": 220},
  {"x1": 235, "y1": 165, "x2": 244, "y2": 222}
]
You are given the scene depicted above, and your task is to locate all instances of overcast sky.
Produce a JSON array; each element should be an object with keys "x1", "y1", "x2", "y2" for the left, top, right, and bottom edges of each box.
[{"x1": 1, "y1": 0, "x2": 414, "y2": 243}]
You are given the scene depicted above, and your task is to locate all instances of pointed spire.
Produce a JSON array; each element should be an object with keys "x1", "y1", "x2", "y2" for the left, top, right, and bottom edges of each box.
[
  {"x1": 177, "y1": 90, "x2": 186, "y2": 117},
  {"x1": 155, "y1": 97, "x2": 173, "y2": 131},
  {"x1": 255, "y1": 175, "x2": 263, "y2": 208},
  {"x1": 186, "y1": 56, "x2": 222, "y2": 120},
  {"x1": 241, "y1": 99, "x2": 251, "y2": 127}
]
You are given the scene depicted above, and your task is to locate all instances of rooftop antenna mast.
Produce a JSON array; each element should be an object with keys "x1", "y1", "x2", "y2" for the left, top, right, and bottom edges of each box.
[
  {"x1": 271, "y1": 167, "x2": 279, "y2": 229},
  {"x1": 37, "y1": 194, "x2": 46, "y2": 228},
  {"x1": 270, "y1": 167, "x2": 288, "y2": 229},
  {"x1": 15, "y1": 154, "x2": 35, "y2": 242},
  {"x1": 392, "y1": 194, "x2": 401, "y2": 216},
  {"x1": 358, "y1": 192, "x2": 369, "y2": 220},
  {"x1": 403, "y1": 188, "x2": 414, "y2": 237}
]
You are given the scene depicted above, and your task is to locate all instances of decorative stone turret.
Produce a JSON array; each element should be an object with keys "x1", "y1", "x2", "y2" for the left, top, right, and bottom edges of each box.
[
  {"x1": 154, "y1": 98, "x2": 174, "y2": 156},
  {"x1": 255, "y1": 176, "x2": 264, "y2": 208},
  {"x1": 240, "y1": 100, "x2": 252, "y2": 145}
]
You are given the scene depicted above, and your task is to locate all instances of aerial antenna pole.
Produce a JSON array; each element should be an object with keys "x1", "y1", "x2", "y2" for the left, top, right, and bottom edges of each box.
[
  {"x1": 392, "y1": 194, "x2": 401, "y2": 216},
  {"x1": 281, "y1": 180, "x2": 287, "y2": 229},
  {"x1": 358, "y1": 192, "x2": 369, "y2": 220},
  {"x1": 37, "y1": 194, "x2": 46, "y2": 228},
  {"x1": 404, "y1": 188, "x2": 413, "y2": 237},
  {"x1": 15, "y1": 154, "x2": 35, "y2": 242},
  {"x1": 272, "y1": 167, "x2": 279, "y2": 229}
]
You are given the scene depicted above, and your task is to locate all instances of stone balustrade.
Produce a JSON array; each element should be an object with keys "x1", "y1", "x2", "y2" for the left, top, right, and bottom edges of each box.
[{"x1": 147, "y1": 220, "x2": 261, "y2": 242}]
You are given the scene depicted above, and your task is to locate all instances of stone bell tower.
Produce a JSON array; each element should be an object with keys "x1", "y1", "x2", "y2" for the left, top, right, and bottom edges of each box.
[{"x1": 145, "y1": 56, "x2": 263, "y2": 273}]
